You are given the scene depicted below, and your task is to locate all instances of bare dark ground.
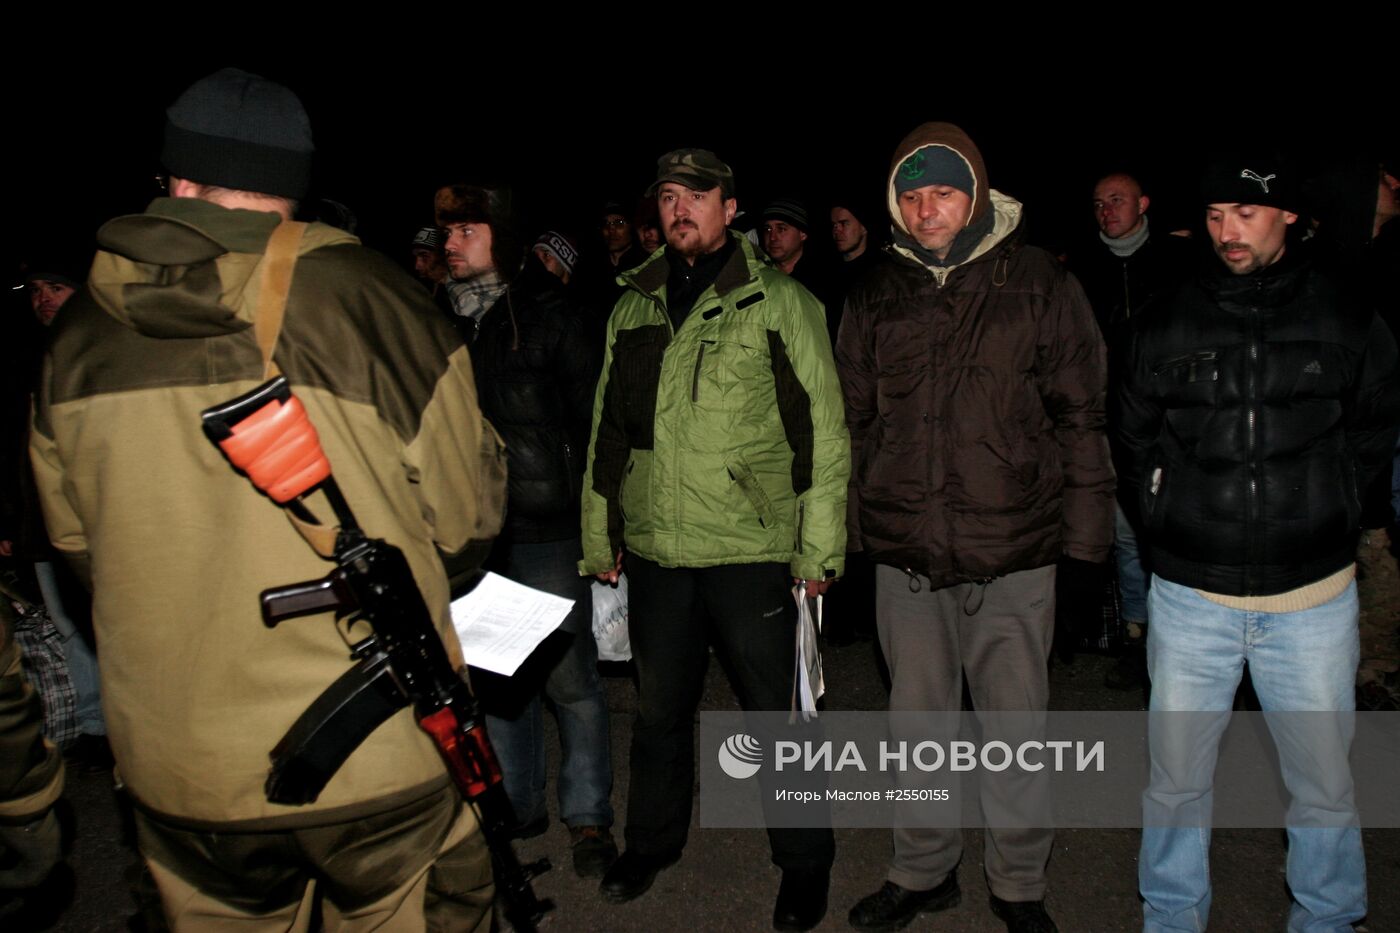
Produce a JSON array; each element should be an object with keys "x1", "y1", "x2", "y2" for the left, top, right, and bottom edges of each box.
[{"x1": 7, "y1": 607, "x2": 1398, "y2": 932}]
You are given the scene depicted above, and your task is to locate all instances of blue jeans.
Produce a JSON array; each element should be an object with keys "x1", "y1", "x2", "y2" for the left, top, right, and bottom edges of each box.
[
  {"x1": 1139, "y1": 575, "x2": 1364, "y2": 933},
  {"x1": 1114, "y1": 504, "x2": 1149, "y2": 627},
  {"x1": 479, "y1": 537, "x2": 613, "y2": 829}
]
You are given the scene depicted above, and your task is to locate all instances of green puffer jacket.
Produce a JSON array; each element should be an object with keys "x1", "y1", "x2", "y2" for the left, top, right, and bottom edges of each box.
[{"x1": 580, "y1": 234, "x2": 849, "y2": 580}]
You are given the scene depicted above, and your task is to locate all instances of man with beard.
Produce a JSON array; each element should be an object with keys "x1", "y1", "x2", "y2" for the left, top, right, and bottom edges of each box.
[
  {"x1": 435, "y1": 184, "x2": 615, "y2": 878},
  {"x1": 1119, "y1": 153, "x2": 1399, "y2": 932},
  {"x1": 579, "y1": 148, "x2": 848, "y2": 932}
]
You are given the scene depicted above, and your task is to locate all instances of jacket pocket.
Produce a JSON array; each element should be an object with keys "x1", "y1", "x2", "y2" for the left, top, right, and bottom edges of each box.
[
  {"x1": 1151, "y1": 350, "x2": 1220, "y2": 405},
  {"x1": 1153, "y1": 349, "x2": 1219, "y2": 378},
  {"x1": 728, "y1": 458, "x2": 778, "y2": 529},
  {"x1": 691, "y1": 341, "x2": 713, "y2": 402},
  {"x1": 692, "y1": 332, "x2": 768, "y2": 412}
]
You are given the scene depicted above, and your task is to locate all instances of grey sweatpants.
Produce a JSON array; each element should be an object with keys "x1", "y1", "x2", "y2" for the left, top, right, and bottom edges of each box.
[{"x1": 875, "y1": 563, "x2": 1055, "y2": 901}]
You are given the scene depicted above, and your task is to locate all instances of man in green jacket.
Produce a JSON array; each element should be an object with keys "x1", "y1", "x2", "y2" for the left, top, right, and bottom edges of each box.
[{"x1": 580, "y1": 148, "x2": 849, "y2": 932}]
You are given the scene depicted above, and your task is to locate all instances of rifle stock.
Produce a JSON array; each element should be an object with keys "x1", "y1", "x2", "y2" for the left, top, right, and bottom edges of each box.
[{"x1": 201, "y1": 376, "x2": 554, "y2": 931}]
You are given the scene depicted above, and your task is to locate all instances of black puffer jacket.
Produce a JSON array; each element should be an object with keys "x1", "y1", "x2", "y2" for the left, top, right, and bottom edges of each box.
[
  {"x1": 464, "y1": 264, "x2": 599, "y2": 542},
  {"x1": 1116, "y1": 251, "x2": 1400, "y2": 596}
]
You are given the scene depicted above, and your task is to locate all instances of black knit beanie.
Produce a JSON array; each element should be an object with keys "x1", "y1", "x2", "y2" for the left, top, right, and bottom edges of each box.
[
  {"x1": 161, "y1": 68, "x2": 314, "y2": 200},
  {"x1": 1199, "y1": 152, "x2": 1298, "y2": 213},
  {"x1": 761, "y1": 198, "x2": 810, "y2": 233}
]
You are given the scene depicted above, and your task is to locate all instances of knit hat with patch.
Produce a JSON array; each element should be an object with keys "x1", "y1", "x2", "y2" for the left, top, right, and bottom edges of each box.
[{"x1": 894, "y1": 146, "x2": 976, "y2": 198}]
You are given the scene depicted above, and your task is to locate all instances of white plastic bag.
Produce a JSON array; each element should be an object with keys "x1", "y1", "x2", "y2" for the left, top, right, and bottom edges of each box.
[{"x1": 591, "y1": 574, "x2": 631, "y2": 662}]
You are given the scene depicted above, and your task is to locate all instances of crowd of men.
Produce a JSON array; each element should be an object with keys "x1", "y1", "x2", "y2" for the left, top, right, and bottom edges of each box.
[{"x1": 3, "y1": 67, "x2": 1399, "y2": 933}]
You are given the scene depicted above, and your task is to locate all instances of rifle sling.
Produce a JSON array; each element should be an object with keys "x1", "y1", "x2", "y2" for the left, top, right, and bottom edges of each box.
[
  {"x1": 251, "y1": 221, "x2": 340, "y2": 559},
  {"x1": 254, "y1": 221, "x2": 307, "y2": 380}
]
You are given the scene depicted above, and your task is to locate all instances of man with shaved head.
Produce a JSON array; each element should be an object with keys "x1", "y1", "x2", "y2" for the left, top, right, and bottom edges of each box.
[
  {"x1": 1079, "y1": 171, "x2": 1193, "y2": 333},
  {"x1": 1073, "y1": 170, "x2": 1193, "y2": 692}
]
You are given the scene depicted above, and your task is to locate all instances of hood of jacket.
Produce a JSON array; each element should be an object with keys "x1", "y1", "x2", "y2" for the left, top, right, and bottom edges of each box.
[
  {"x1": 885, "y1": 122, "x2": 1022, "y2": 278},
  {"x1": 88, "y1": 197, "x2": 358, "y2": 340},
  {"x1": 886, "y1": 122, "x2": 990, "y2": 231}
]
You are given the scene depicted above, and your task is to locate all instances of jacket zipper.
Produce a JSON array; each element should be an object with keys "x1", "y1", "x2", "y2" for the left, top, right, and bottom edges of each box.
[
  {"x1": 692, "y1": 343, "x2": 706, "y2": 402},
  {"x1": 1245, "y1": 294, "x2": 1261, "y2": 593},
  {"x1": 795, "y1": 500, "x2": 805, "y2": 555}
]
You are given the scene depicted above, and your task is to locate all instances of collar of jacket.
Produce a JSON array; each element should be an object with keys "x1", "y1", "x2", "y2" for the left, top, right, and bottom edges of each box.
[
  {"x1": 1201, "y1": 246, "x2": 1309, "y2": 309},
  {"x1": 888, "y1": 189, "x2": 1025, "y2": 286},
  {"x1": 623, "y1": 231, "x2": 759, "y2": 300}
]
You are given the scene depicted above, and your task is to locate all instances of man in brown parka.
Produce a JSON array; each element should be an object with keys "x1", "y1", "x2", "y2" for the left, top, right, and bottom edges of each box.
[{"x1": 836, "y1": 123, "x2": 1114, "y2": 933}]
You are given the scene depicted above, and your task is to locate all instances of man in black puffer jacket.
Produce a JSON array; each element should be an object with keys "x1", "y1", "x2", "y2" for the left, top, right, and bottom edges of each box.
[
  {"x1": 1118, "y1": 154, "x2": 1400, "y2": 933},
  {"x1": 434, "y1": 185, "x2": 615, "y2": 878}
]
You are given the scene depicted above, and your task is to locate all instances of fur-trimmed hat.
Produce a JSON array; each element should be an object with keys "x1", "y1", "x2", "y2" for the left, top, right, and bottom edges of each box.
[{"x1": 434, "y1": 184, "x2": 524, "y2": 275}]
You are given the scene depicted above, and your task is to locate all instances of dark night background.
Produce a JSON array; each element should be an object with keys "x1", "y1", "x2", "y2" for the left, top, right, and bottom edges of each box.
[
  {"x1": 6, "y1": 45, "x2": 1395, "y2": 284},
  {"x1": 2, "y1": 38, "x2": 1399, "y2": 933}
]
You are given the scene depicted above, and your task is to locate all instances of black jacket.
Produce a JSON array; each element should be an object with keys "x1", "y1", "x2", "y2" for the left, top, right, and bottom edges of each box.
[
  {"x1": 1116, "y1": 251, "x2": 1400, "y2": 596},
  {"x1": 1072, "y1": 229, "x2": 1197, "y2": 336},
  {"x1": 461, "y1": 264, "x2": 599, "y2": 542}
]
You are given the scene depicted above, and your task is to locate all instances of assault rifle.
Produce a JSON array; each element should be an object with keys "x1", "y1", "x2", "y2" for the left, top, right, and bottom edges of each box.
[{"x1": 200, "y1": 376, "x2": 552, "y2": 931}]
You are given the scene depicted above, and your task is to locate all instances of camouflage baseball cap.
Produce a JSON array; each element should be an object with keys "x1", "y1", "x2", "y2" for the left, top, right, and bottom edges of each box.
[{"x1": 645, "y1": 148, "x2": 735, "y2": 199}]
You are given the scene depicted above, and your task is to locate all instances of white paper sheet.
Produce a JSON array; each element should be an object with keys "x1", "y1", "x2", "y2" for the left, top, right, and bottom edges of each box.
[{"x1": 450, "y1": 572, "x2": 576, "y2": 676}]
